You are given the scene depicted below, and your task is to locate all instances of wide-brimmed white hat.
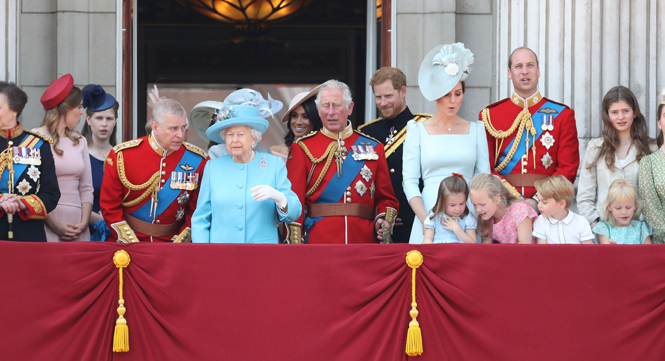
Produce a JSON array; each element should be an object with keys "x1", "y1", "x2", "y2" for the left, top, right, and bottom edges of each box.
[
  {"x1": 281, "y1": 85, "x2": 322, "y2": 122},
  {"x1": 190, "y1": 100, "x2": 224, "y2": 143},
  {"x1": 418, "y1": 43, "x2": 474, "y2": 101}
]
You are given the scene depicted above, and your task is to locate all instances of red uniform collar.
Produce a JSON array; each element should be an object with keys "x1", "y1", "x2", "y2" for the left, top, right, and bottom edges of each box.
[
  {"x1": 321, "y1": 122, "x2": 353, "y2": 140},
  {"x1": 148, "y1": 133, "x2": 174, "y2": 157},
  {"x1": 510, "y1": 91, "x2": 542, "y2": 109}
]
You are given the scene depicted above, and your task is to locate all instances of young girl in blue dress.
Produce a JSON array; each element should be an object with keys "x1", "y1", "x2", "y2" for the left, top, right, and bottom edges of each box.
[
  {"x1": 423, "y1": 174, "x2": 477, "y2": 243},
  {"x1": 593, "y1": 178, "x2": 652, "y2": 244}
]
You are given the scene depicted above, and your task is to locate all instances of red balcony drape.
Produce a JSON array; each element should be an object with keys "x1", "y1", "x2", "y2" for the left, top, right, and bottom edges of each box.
[{"x1": 1, "y1": 242, "x2": 664, "y2": 360}]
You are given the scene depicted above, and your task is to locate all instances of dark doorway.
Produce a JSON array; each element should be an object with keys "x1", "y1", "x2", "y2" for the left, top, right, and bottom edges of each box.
[{"x1": 136, "y1": 0, "x2": 368, "y2": 139}]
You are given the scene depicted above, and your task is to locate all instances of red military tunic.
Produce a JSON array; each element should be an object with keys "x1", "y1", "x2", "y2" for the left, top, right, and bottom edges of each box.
[
  {"x1": 101, "y1": 134, "x2": 208, "y2": 242},
  {"x1": 286, "y1": 124, "x2": 398, "y2": 244},
  {"x1": 480, "y1": 91, "x2": 580, "y2": 198}
]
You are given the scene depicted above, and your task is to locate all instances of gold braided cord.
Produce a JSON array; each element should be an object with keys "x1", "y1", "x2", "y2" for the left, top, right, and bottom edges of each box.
[
  {"x1": 305, "y1": 144, "x2": 337, "y2": 198},
  {"x1": 299, "y1": 141, "x2": 337, "y2": 164},
  {"x1": 482, "y1": 108, "x2": 535, "y2": 173},
  {"x1": 116, "y1": 152, "x2": 160, "y2": 207}
]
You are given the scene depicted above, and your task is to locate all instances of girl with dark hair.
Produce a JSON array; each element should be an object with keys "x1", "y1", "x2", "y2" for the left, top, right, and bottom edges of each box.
[
  {"x1": 33, "y1": 75, "x2": 94, "y2": 242},
  {"x1": 80, "y1": 84, "x2": 118, "y2": 239},
  {"x1": 270, "y1": 87, "x2": 323, "y2": 161},
  {"x1": 0, "y1": 81, "x2": 60, "y2": 242},
  {"x1": 638, "y1": 88, "x2": 665, "y2": 243},
  {"x1": 577, "y1": 86, "x2": 655, "y2": 229}
]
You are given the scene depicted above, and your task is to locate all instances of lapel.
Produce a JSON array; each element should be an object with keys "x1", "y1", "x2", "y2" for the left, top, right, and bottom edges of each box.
[{"x1": 615, "y1": 145, "x2": 638, "y2": 169}]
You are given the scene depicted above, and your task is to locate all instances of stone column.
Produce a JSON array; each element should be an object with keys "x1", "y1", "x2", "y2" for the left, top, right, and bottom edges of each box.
[
  {"x1": 395, "y1": 0, "x2": 457, "y2": 116},
  {"x1": 19, "y1": 0, "x2": 117, "y2": 130}
]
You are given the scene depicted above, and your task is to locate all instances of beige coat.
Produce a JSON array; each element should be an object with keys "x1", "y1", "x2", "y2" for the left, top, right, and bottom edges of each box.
[{"x1": 576, "y1": 138, "x2": 656, "y2": 223}]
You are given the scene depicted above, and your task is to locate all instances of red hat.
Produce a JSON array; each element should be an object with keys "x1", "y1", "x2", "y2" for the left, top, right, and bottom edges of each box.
[{"x1": 40, "y1": 74, "x2": 74, "y2": 110}]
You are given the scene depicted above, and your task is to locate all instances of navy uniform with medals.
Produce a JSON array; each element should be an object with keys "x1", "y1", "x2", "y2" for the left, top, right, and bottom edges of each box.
[
  {"x1": 100, "y1": 134, "x2": 208, "y2": 243},
  {"x1": 0, "y1": 124, "x2": 60, "y2": 241},
  {"x1": 358, "y1": 107, "x2": 431, "y2": 243}
]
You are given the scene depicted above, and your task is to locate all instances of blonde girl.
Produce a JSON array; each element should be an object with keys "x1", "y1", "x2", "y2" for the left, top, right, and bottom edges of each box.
[
  {"x1": 594, "y1": 179, "x2": 652, "y2": 244},
  {"x1": 423, "y1": 174, "x2": 476, "y2": 244},
  {"x1": 469, "y1": 173, "x2": 537, "y2": 244}
]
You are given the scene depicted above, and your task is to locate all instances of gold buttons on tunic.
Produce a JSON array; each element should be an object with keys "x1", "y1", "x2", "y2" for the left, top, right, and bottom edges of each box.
[
  {"x1": 346, "y1": 191, "x2": 352, "y2": 196},
  {"x1": 390, "y1": 169, "x2": 395, "y2": 173},
  {"x1": 346, "y1": 197, "x2": 352, "y2": 202},
  {"x1": 156, "y1": 220, "x2": 161, "y2": 224},
  {"x1": 522, "y1": 169, "x2": 527, "y2": 174},
  {"x1": 162, "y1": 163, "x2": 167, "y2": 167},
  {"x1": 161, "y1": 179, "x2": 166, "y2": 184},
  {"x1": 161, "y1": 171, "x2": 166, "y2": 176}
]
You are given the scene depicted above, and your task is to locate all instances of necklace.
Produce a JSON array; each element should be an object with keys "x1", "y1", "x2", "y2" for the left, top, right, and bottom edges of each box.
[
  {"x1": 433, "y1": 119, "x2": 454, "y2": 131},
  {"x1": 619, "y1": 141, "x2": 632, "y2": 145}
]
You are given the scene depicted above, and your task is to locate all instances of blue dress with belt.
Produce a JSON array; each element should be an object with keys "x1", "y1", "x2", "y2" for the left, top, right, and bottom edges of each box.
[{"x1": 192, "y1": 153, "x2": 301, "y2": 243}]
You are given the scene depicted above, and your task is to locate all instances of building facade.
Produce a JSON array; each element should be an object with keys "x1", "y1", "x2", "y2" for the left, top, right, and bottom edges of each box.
[{"x1": 2, "y1": 0, "x2": 665, "y2": 157}]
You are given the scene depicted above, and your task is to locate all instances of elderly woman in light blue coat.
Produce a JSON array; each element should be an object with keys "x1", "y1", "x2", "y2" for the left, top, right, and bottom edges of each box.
[{"x1": 192, "y1": 105, "x2": 301, "y2": 243}]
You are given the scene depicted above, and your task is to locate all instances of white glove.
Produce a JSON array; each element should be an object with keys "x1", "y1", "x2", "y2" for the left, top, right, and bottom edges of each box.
[
  {"x1": 147, "y1": 84, "x2": 162, "y2": 108},
  {"x1": 251, "y1": 185, "x2": 287, "y2": 209}
]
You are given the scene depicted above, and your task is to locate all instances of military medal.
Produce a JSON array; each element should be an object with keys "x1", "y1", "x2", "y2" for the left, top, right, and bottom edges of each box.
[
  {"x1": 360, "y1": 165, "x2": 373, "y2": 182},
  {"x1": 259, "y1": 156, "x2": 268, "y2": 169},
  {"x1": 385, "y1": 126, "x2": 396, "y2": 146},
  {"x1": 541, "y1": 152, "x2": 553, "y2": 169},
  {"x1": 355, "y1": 180, "x2": 367, "y2": 196},
  {"x1": 547, "y1": 115, "x2": 554, "y2": 131},
  {"x1": 170, "y1": 171, "x2": 199, "y2": 190},
  {"x1": 540, "y1": 132, "x2": 555, "y2": 150},
  {"x1": 370, "y1": 182, "x2": 375, "y2": 198},
  {"x1": 541, "y1": 115, "x2": 548, "y2": 131}
]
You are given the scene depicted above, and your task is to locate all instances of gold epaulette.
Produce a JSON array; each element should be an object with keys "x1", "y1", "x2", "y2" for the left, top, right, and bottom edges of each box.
[
  {"x1": 113, "y1": 139, "x2": 143, "y2": 153},
  {"x1": 483, "y1": 98, "x2": 510, "y2": 110},
  {"x1": 184, "y1": 142, "x2": 207, "y2": 158},
  {"x1": 358, "y1": 117, "x2": 382, "y2": 130},
  {"x1": 413, "y1": 113, "x2": 433, "y2": 120},
  {"x1": 294, "y1": 130, "x2": 318, "y2": 144},
  {"x1": 24, "y1": 130, "x2": 53, "y2": 144},
  {"x1": 354, "y1": 129, "x2": 379, "y2": 143},
  {"x1": 545, "y1": 98, "x2": 571, "y2": 109}
]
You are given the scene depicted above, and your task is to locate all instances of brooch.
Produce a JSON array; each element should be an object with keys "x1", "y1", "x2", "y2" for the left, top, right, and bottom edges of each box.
[{"x1": 259, "y1": 156, "x2": 268, "y2": 170}]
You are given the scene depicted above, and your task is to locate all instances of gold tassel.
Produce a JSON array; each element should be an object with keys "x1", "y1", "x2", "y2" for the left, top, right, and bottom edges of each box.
[
  {"x1": 405, "y1": 250, "x2": 424, "y2": 357},
  {"x1": 113, "y1": 250, "x2": 131, "y2": 352}
]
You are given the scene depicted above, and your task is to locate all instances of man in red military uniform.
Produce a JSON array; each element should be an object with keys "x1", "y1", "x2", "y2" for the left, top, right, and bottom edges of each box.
[
  {"x1": 286, "y1": 80, "x2": 398, "y2": 244},
  {"x1": 101, "y1": 98, "x2": 208, "y2": 242},
  {"x1": 480, "y1": 47, "x2": 579, "y2": 210}
]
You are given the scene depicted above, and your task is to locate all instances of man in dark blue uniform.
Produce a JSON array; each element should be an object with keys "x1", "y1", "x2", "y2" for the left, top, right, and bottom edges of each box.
[{"x1": 358, "y1": 68, "x2": 430, "y2": 243}]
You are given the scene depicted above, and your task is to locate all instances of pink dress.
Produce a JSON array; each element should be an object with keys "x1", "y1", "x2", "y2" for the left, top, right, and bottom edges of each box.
[
  {"x1": 489, "y1": 202, "x2": 537, "y2": 244},
  {"x1": 33, "y1": 129, "x2": 94, "y2": 242}
]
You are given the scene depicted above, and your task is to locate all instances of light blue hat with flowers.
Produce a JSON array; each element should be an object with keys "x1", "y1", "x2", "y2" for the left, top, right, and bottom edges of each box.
[
  {"x1": 222, "y1": 88, "x2": 283, "y2": 119},
  {"x1": 205, "y1": 105, "x2": 269, "y2": 144},
  {"x1": 418, "y1": 43, "x2": 474, "y2": 101}
]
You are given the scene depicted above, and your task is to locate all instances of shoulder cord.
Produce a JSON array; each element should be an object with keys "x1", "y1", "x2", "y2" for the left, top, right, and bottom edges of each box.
[
  {"x1": 481, "y1": 108, "x2": 536, "y2": 172},
  {"x1": 299, "y1": 141, "x2": 339, "y2": 198},
  {"x1": 117, "y1": 152, "x2": 161, "y2": 208}
]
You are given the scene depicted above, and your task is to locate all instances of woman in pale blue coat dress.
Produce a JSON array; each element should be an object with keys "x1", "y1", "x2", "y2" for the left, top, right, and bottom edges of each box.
[
  {"x1": 192, "y1": 105, "x2": 301, "y2": 243},
  {"x1": 404, "y1": 43, "x2": 490, "y2": 244}
]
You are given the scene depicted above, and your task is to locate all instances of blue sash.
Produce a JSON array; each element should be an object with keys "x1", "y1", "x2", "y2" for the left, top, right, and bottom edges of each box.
[
  {"x1": 497, "y1": 101, "x2": 565, "y2": 175},
  {"x1": 130, "y1": 149, "x2": 203, "y2": 222},
  {"x1": 304, "y1": 136, "x2": 377, "y2": 243},
  {"x1": 0, "y1": 139, "x2": 43, "y2": 193}
]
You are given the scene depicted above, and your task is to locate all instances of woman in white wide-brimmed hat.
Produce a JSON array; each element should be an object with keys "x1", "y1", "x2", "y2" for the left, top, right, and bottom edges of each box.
[
  {"x1": 403, "y1": 42, "x2": 491, "y2": 244},
  {"x1": 191, "y1": 104, "x2": 301, "y2": 244}
]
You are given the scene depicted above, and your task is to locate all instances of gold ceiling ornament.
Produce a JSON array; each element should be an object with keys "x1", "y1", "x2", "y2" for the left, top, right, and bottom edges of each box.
[{"x1": 183, "y1": 0, "x2": 313, "y2": 35}]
